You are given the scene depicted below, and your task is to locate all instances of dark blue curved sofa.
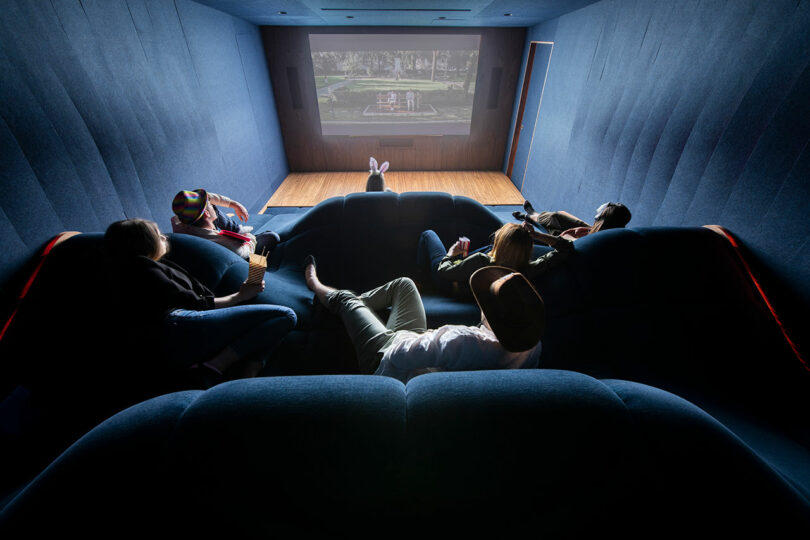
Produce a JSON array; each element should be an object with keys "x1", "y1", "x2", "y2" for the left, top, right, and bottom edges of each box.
[{"x1": 1, "y1": 192, "x2": 809, "y2": 535}]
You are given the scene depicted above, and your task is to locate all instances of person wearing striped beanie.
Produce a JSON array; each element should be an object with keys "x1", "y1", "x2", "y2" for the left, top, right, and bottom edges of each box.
[{"x1": 171, "y1": 189, "x2": 280, "y2": 260}]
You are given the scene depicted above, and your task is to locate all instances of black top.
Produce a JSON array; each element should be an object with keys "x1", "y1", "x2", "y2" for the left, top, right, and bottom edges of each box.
[
  {"x1": 436, "y1": 239, "x2": 575, "y2": 296},
  {"x1": 105, "y1": 256, "x2": 217, "y2": 390},
  {"x1": 121, "y1": 256, "x2": 216, "y2": 324}
]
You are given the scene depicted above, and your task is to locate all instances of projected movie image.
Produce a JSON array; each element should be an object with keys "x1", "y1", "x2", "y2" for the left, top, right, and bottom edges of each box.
[{"x1": 309, "y1": 34, "x2": 480, "y2": 136}]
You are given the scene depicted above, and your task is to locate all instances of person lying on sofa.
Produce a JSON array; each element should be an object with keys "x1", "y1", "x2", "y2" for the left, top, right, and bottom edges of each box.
[
  {"x1": 513, "y1": 200, "x2": 631, "y2": 241},
  {"x1": 105, "y1": 218, "x2": 296, "y2": 389},
  {"x1": 416, "y1": 222, "x2": 573, "y2": 297},
  {"x1": 171, "y1": 189, "x2": 281, "y2": 260},
  {"x1": 304, "y1": 255, "x2": 544, "y2": 383}
]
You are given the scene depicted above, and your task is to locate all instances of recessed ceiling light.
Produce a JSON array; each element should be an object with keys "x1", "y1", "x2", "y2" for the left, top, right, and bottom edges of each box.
[
  {"x1": 278, "y1": 11, "x2": 286, "y2": 15},
  {"x1": 504, "y1": 13, "x2": 513, "y2": 17}
]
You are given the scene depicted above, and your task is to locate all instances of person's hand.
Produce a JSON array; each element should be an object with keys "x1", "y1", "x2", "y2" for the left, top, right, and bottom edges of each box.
[
  {"x1": 231, "y1": 201, "x2": 249, "y2": 222},
  {"x1": 522, "y1": 220, "x2": 545, "y2": 241},
  {"x1": 561, "y1": 226, "x2": 590, "y2": 240},
  {"x1": 237, "y1": 280, "x2": 265, "y2": 302},
  {"x1": 447, "y1": 241, "x2": 464, "y2": 258}
]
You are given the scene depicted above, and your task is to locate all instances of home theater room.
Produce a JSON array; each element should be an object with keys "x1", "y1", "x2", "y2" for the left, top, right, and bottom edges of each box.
[{"x1": 1, "y1": 0, "x2": 809, "y2": 536}]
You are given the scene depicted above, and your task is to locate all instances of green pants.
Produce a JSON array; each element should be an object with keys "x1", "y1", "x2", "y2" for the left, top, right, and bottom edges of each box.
[
  {"x1": 537, "y1": 211, "x2": 590, "y2": 236},
  {"x1": 326, "y1": 277, "x2": 427, "y2": 373}
]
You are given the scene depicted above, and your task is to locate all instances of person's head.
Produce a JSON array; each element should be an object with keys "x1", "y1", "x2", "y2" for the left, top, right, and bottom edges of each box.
[
  {"x1": 591, "y1": 202, "x2": 631, "y2": 233},
  {"x1": 366, "y1": 157, "x2": 390, "y2": 192},
  {"x1": 488, "y1": 223, "x2": 534, "y2": 271},
  {"x1": 470, "y1": 266, "x2": 545, "y2": 352},
  {"x1": 172, "y1": 189, "x2": 214, "y2": 228},
  {"x1": 104, "y1": 218, "x2": 168, "y2": 261}
]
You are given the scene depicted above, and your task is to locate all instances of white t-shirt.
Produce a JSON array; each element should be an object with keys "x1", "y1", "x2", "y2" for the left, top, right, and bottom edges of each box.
[{"x1": 374, "y1": 324, "x2": 541, "y2": 383}]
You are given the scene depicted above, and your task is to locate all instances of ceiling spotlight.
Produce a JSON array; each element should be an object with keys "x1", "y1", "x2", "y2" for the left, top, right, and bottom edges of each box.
[
  {"x1": 504, "y1": 13, "x2": 513, "y2": 16},
  {"x1": 278, "y1": 11, "x2": 286, "y2": 15}
]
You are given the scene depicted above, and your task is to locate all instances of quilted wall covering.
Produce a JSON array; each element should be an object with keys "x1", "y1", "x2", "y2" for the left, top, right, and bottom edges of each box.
[
  {"x1": 509, "y1": 0, "x2": 810, "y2": 338},
  {"x1": 0, "y1": 0, "x2": 288, "y2": 289}
]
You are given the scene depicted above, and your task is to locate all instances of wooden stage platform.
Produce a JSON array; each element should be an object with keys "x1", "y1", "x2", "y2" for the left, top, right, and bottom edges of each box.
[{"x1": 263, "y1": 171, "x2": 524, "y2": 210}]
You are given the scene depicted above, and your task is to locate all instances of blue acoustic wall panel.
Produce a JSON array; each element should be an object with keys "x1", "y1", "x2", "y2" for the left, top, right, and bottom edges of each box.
[
  {"x1": 510, "y1": 0, "x2": 810, "y2": 345},
  {"x1": 0, "y1": 0, "x2": 287, "y2": 290}
]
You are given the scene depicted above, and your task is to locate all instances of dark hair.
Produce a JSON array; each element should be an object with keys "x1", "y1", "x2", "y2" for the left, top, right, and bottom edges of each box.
[
  {"x1": 104, "y1": 218, "x2": 164, "y2": 261},
  {"x1": 592, "y1": 203, "x2": 631, "y2": 232},
  {"x1": 365, "y1": 173, "x2": 386, "y2": 192}
]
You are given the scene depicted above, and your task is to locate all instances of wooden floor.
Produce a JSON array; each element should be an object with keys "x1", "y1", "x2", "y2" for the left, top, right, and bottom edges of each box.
[{"x1": 263, "y1": 171, "x2": 525, "y2": 210}]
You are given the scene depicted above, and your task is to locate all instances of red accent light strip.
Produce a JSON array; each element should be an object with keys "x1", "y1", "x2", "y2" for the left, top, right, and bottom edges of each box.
[
  {"x1": 0, "y1": 232, "x2": 80, "y2": 342},
  {"x1": 705, "y1": 225, "x2": 808, "y2": 372}
]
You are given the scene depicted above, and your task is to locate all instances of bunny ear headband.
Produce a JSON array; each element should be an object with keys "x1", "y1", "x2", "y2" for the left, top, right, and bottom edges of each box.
[{"x1": 369, "y1": 157, "x2": 390, "y2": 174}]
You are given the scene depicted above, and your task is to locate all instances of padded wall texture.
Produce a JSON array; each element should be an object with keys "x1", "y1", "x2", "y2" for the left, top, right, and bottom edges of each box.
[
  {"x1": 511, "y1": 0, "x2": 810, "y2": 345},
  {"x1": 0, "y1": 0, "x2": 288, "y2": 292}
]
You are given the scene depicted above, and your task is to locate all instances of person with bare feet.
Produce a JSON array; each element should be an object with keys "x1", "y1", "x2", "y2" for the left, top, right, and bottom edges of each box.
[
  {"x1": 304, "y1": 255, "x2": 544, "y2": 383},
  {"x1": 513, "y1": 200, "x2": 631, "y2": 241}
]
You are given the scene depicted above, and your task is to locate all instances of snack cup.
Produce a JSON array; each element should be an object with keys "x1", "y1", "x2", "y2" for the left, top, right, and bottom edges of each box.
[{"x1": 247, "y1": 253, "x2": 267, "y2": 284}]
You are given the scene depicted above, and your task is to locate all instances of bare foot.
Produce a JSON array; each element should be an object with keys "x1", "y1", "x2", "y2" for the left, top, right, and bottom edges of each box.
[
  {"x1": 304, "y1": 255, "x2": 334, "y2": 306},
  {"x1": 304, "y1": 255, "x2": 319, "y2": 291}
]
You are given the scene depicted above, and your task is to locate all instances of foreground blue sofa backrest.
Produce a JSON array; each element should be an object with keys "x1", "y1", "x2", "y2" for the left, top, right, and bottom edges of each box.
[{"x1": 2, "y1": 371, "x2": 808, "y2": 537}]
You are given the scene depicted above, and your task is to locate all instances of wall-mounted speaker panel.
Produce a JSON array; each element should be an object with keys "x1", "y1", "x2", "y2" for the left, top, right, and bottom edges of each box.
[
  {"x1": 488, "y1": 67, "x2": 503, "y2": 109},
  {"x1": 286, "y1": 66, "x2": 303, "y2": 110},
  {"x1": 379, "y1": 138, "x2": 414, "y2": 147}
]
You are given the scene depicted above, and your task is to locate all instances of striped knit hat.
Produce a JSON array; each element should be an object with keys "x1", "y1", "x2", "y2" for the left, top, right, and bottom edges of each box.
[{"x1": 172, "y1": 189, "x2": 208, "y2": 224}]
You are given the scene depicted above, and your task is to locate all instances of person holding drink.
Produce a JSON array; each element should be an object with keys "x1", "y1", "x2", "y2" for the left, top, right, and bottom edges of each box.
[{"x1": 416, "y1": 223, "x2": 574, "y2": 297}]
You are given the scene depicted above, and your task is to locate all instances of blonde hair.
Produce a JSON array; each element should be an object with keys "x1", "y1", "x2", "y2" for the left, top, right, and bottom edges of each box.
[
  {"x1": 488, "y1": 223, "x2": 533, "y2": 271},
  {"x1": 104, "y1": 218, "x2": 164, "y2": 261}
]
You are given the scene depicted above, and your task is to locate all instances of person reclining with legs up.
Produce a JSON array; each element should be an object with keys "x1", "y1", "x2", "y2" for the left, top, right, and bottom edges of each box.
[
  {"x1": 514, "y1": 200, "x2": 631, "y2": 241},
  {"x1": 171, "y1": 189, "x2": 280, "y2": 260},
  {"x1": 304, "y1": 255, "x2": 544, "y2": 383}
]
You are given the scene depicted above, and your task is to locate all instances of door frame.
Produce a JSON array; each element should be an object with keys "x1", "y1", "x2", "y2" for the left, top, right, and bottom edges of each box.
[{"x1": 506, "y1": 40, "x2": 554, "y2": 192}]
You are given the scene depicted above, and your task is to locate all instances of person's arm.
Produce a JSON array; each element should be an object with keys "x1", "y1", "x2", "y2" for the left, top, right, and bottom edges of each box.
[
  {"x1": 208, "y1": 192, "x2": 249, "y2": 222},
  {"x1": 132, "y1": 259, "x2": 215, "y2": 313},
  {"x1": 520, "y1": 221, "x2": 571, "y2": 249},
  {"x1": 560, "y1": 226, "x2": 591, "y2": 240},
  {"x1": 524, "y1": 238, "x2": 574, "y2": 279},
  {"x1": 141, "y1": 259, "x2": 263, "y2": 311},
  {"x1": 213, "y1": 280, "x2": 265, "y2": 308},
  {"x1": 436, "y1": 251, "x2": 489, "y2": 283}
]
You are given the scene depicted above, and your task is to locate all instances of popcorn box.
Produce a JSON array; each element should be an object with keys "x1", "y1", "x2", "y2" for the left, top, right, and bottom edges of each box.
[{"x1": 247, "y1": 253, "x2": 267, "y2": 284}]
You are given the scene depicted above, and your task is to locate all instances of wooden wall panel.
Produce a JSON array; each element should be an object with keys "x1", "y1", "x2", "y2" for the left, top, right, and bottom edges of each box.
[{"x1": 261, "y1": 26, "x2": 525, "y2": 172}]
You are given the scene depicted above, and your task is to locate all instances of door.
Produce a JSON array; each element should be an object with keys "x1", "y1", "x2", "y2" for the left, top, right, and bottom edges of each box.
[{"x1": 506, "y1": 41, "x2": 553, "y2": 192}]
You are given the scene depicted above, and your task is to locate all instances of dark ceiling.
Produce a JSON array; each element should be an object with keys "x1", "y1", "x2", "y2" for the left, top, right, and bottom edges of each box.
[{"x1": 193, "y1": 0, "x2": 600, "y2": 27}]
